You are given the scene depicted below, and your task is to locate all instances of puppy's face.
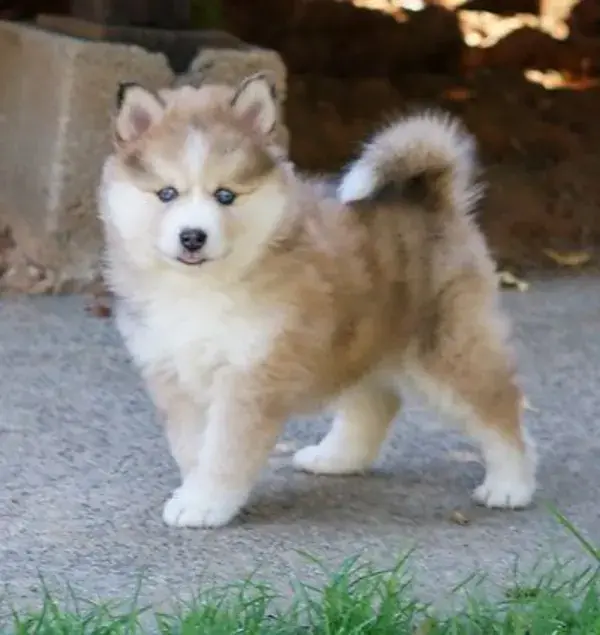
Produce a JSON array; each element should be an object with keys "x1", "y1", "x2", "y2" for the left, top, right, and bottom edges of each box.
[{"x1": 100, "y1": 76, "x2": 288, "y2": 274}]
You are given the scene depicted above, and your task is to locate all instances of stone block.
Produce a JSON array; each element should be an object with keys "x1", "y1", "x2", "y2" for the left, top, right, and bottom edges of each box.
[
  {"x1": 0, "y1": 20, "x2": 173, "y2": 293},
  {"x1": 36, "y1": 15, "x2": 243, "y2": 72}
]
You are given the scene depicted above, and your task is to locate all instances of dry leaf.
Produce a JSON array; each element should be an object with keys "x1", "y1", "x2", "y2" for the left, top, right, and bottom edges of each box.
[
  {"x1": 522, "y1": 395, "x2": 540, "y2": 413},
  {"x1": 449, "y1": 510, "x2": 471, "y2": 526},
  {"x1": 498, "y1": 270, "x2": 529, "y2": 292},
  {"x1": 443, "y1": 87, "x2": 472, "y2": 101},
  {"x1": 86, "y1": 297, "x2": 112, "y2": 318},
  {"x1": 273, "y1": 441, "x2": 298, "y2": 455},
  {"x1": 543, "y1": 249, "x2": 591, "y2": 267},
  {"x1": 414, "y1": 617, "x2": 437, "y2": 635}
]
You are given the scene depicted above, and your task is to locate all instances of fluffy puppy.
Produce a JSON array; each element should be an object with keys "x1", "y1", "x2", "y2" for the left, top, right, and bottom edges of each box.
[{"x1": 99, "y1": 74, "x2": 536, "y2": 528}]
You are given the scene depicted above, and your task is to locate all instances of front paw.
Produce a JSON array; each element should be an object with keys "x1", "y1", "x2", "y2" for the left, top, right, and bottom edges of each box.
[
  {"x1": 162, "y1": 483, "x2": 248, "y2": 528},
  {"x1": 472, "y1": 473, "x2": 536, "y2": 509}
]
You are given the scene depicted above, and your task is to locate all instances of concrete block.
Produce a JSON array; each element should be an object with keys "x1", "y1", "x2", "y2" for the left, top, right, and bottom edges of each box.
[
  {"x1": 36, "y1": 15, "x2": 245, "y2": 73},
  {"x1": 0, "y1": 21, "x2": 174, "y2": 293}
]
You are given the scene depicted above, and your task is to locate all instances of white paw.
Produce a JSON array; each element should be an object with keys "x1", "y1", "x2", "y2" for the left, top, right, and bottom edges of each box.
[
  {"x1": 162, "y1": 483, "x2": 247, "y2": 528},
  {"x1": 472, "y1": 473, "x2": 536, "y2": 509},
  {"x1": 293, "y1": 444, "x2": 371, "y2": 475}
]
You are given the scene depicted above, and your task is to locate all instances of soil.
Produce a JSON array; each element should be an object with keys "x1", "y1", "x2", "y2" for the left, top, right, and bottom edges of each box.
[{"x1": 285, "y1": 69, "x2": 600, "y2": 271}]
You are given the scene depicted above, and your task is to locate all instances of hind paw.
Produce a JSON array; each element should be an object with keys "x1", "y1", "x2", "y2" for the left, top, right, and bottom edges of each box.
[{"x1": 293, "y1": 444, "x2": 371, "y2": 475}]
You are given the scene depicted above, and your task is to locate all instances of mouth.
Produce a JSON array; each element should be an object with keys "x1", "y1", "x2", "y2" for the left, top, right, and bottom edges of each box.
[{"x1": 176, "y1": 252, "x2": 208, "y2": 266}]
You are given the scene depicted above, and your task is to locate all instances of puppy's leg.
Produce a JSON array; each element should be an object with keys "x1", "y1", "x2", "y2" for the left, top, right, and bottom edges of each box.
[
  {"x1": 413, "y1": 318, "x2": 536, "y2": 509},
  {"x1": 145, "y1": 373, "x2": 205, "y2": 481},
  {"x1": 162, "y1": 373, "x2": 284, "y2": 528},
  {"x1": 294, "y1": 379, "x2": 400, "y2": 475}
]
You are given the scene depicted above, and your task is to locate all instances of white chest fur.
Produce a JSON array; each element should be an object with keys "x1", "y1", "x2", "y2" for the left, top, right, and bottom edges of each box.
[{"x1": 117, "y1": 279, "x2": 281, "y2": 396}]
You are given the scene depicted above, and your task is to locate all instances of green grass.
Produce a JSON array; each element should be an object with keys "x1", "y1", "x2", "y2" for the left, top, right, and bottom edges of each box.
[
  {"x1": 5, "y1": 565, "x2": 599, "y2": 635},
  {"x1": 3, "y1": 512, "x2": 600, "y2": 634}
]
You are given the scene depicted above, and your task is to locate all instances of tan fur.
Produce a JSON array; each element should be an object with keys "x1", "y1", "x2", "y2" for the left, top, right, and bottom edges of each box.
[{"x1": 99, "y1": 79, "x2": 536, "y2": 528}]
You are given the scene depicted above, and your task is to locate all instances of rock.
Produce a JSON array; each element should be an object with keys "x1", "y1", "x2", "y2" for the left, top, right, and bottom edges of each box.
[
  {"x1": 0, "y1": 21, "x2": 173, "y2": 295},
  {"x1": 0, "y1": 247, "x2": 55, "y2": 295}
]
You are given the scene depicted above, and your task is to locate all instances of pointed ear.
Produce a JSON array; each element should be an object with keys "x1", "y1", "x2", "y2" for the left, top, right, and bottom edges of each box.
[
  {"x1": 230, "y1": 73, "x2": 277, "y2": 135},
  {"x1": 114, "y1": 82, "x2": 166, "y2": 144}
]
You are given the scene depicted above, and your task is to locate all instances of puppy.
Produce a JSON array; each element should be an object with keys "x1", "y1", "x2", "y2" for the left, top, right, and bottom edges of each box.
[{"x1": 99, "y1": 74, "x2": 536, "y2": 528}]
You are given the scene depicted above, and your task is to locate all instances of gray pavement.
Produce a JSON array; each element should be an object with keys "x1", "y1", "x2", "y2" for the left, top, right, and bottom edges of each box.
[{"x1": 1, "y1": 276, "x2": 600, "y2": 608}]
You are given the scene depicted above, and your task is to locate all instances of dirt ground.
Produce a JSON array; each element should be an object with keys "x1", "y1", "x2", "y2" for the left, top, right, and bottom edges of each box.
[{"x1": 285, "y1": 69, "x2": 600, "y2": 271}]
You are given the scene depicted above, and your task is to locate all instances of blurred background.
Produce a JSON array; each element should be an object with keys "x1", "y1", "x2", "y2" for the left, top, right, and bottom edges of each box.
[{"x1": 2, "y1": 0, "x2": 599, "y2": 271}]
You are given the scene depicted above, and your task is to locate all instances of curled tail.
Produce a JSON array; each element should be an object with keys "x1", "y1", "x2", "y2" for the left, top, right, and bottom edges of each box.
[{"x1": 337, "y1": 111, "x2": 482, "y2": 215}]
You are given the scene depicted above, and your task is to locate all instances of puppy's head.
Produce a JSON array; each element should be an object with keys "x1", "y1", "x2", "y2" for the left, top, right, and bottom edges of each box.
[{"x1": 100, "y1": 74, "x2": 289, "y2": 275}]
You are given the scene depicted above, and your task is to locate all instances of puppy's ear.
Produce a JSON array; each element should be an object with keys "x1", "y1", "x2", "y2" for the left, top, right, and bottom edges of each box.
[
  {"x1": 114, "y1": 82, "x2": 166, "y2": 144},
  {"x1": 230, "y1": 73, "x2": 277, "y2": 135}
]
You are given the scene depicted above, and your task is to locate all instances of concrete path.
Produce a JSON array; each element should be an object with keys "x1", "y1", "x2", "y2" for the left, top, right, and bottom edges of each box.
[{"x1": 1, "y1": 276, "x2": 600, "y2": 607}]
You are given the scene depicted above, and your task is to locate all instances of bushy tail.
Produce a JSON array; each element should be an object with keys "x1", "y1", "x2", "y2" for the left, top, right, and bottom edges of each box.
[{"x1": 337, "y1": 111, "x2": 481, "y2": 215}]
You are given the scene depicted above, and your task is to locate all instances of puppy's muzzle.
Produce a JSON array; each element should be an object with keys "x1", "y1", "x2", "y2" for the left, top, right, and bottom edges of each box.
[
  {"x1": 179, "y1": 228, "x2": 207, "y2": 252},
  {"x1": 178, "y1": 228, "x2": 208, "y2": 265}
]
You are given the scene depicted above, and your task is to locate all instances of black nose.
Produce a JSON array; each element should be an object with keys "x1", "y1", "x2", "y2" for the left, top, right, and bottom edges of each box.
[{"x1": 179, "y1": 228, "x2": 207, "y2": 252}]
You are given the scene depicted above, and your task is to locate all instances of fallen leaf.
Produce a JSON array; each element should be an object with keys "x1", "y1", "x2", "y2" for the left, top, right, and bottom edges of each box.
[
  {"x1": 543, "y1": 249, "x2": 591, "y2": 267},
  {"x1": 522, "y1": 395, "x2": 540, "y2": 413},
  {"x1": 450, "y1": 510, "x2": 471, "y2": 526},
  {"x1": 86, "y1": 297, "x2": 112, "y2": 318},
  {"x1": 414, "y1": 617, "x2": 437, "y2": 635},
  {"x1": 498, "y1": 270, "x2": 529, "y2": 292},
  {"x1": 443, "y1": 87, "x2": 472, "y2": 101},
  {"x1": 273, "y1": 441, "x2": 298, "y2": 455}
]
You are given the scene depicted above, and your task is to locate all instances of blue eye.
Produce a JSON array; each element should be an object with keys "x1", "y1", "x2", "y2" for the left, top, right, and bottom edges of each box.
[
  {"x1": 213, "y1": 188, "x2": 237, "y2": 206},
  {"x1": 156, "y1": 186, "x2": 179, "y2": 203}
]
